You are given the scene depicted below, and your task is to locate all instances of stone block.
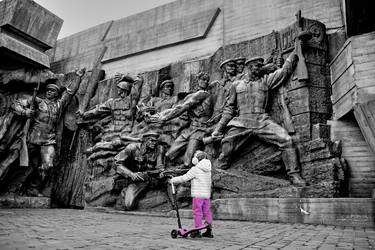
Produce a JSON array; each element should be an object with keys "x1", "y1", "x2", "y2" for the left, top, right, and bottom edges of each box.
[
  {"x1": 210, "y1": 198, "x2": 375, "y2": 227},
  {"x1": 84, "y1": 177, "x2": 118, "y2": 207},
  {"x1": 312, "y1": 123, "x2": 331, "y2": 140},
  {"x1": 0, "y1": 195, "x2": 50, "y2": 208},
  {"x1": 103, "y1": 8, "x2": 220, "y2": 62},
  {"x1": 0, "y1": 0, "x2": 63, "y2": 49},
  {"x1": 212, "y1": 198, "x2": 280, "y2": 222},
  {"x1": 0, "y1": 33, "x2": 50, "y2": 68}
]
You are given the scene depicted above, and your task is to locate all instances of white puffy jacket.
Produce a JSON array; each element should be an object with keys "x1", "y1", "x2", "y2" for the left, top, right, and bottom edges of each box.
[{"x1": 171, "y1": 159, "x2": 212, "y2": 199}]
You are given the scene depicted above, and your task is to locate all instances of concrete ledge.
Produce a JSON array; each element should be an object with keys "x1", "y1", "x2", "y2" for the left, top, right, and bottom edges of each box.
[
  {"x1": 86, "y1": 198, "x2": 375, "y2": 228},
  {"x1": 212, "y1": 198, "x2": 375, "y2": 227},
  {"x1": 0, "y1": 0, "x2": 63, "y2": 49},
  {"x1": 102, "y1": 8, "x2": 220, "y2": 62},
  {"x1": 0, "y1": 196, "x2": 50, "y2": 208},
  {"x1": 0, "y1": 33, "x2": 50, "y2": 68}
]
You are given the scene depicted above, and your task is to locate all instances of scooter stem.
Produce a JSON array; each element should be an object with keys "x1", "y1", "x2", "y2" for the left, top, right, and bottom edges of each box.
[{"x1": 170, "y1": 182, "x2": 182, "y2": 229}]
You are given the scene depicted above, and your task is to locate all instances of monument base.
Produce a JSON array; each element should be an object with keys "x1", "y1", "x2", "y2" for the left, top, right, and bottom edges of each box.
[
  {"x1": 0, "y1": 195, "x2": 50, "y2": 208},
  {"x1": 169, "y1": 198, "x2": 375, "y2": 227}
]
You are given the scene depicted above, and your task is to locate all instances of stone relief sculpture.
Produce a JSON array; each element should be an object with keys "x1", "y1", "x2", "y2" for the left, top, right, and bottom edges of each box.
[
  {"x1": 0, "y1": 13, "x2": 347, "y2": 211},
  {"x1": 78, "y1": 76, "x2": 137, "y2": 142},
  {"x1": 135, "y1": 79, "x2": 183, "y2": 148},
  {"x1": 0, "y1": 68, "x2": 85, "y2": 196},
  {"x1": 211, "y1": 46, "x2": 306, "y2": 186},
  {"x1": 114, "y1": 131, "x2": 166, "y2": 210},
  {"x1": 151, "y1": 72, "x2": 214, "y2": 169}
]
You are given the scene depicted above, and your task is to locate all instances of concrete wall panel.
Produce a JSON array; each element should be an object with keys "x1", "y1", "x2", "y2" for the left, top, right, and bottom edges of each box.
[{"x1": 50, "y1": 0, "x2": 344, "y2": 75}]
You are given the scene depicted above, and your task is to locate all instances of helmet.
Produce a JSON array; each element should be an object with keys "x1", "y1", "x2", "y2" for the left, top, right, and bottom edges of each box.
[
  {"x1": 117, "y1": 81, "x2": 132, "y2": 92},
  {"x1": 245, "y1": 57, "x2": 264, "y2": 66},
  {"x1": 46, "y1": 83, "x2": 60, "y2": 92},
  {"x1": 219, "y1": 58, "x2": 236, "y2": 69},
  {"x1": 160, "y1": 79, "x2": 174, "y2": 89},
  {"x1": 142, "y1": 131, "x2": 160, "y2": 140}
]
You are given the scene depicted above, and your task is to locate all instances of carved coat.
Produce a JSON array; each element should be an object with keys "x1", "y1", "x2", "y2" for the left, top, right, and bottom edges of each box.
[
  {"x1": 221, "y1": 54, "x2": 298, "y2": 130},
  {"x1": 13, "y1": 90, "x2": 74, "y2": 145},
  {"x1": 114, "y1": 142, "x2": 163, "y2": 173},
  {"x1": 83, "y1": 96, "x2": 134, "y2": 141}
]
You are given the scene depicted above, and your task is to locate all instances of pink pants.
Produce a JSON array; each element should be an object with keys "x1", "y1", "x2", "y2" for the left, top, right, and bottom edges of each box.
[{"x1": 192, "y1": 197, "x2": 213, "y2": 228}]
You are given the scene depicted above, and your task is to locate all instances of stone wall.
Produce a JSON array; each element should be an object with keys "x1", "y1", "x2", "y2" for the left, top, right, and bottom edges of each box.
[
  {"x1": 49, "y1": 0, "x2": 344, "y2": 75},
  {"x1": 0, "y1": 0, "x2": 63, "y2": 69}
]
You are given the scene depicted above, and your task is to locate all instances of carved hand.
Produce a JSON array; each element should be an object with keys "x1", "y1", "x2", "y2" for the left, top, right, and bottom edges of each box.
[
  {"x1": 130, "y1": 172, "x2": 144, "y2": 181},
  {"x1": 276, "y1": 57, "x2": 284, "y2": 68},
  {"x1": 212, "y1": 128, "x2": 223, "y2": 138},
  {"x1": 149, "y1": 113, "x2": 163, "y2": 124},
  {"x1": 76, "y1": 68, "x2": 86, "y2": 77},
  {"x1": 24, "y1": 109, "x2": 35, "y2": 118},
  {"x1": 114, "y1": 72, "x2": 124, "y2": 83}
]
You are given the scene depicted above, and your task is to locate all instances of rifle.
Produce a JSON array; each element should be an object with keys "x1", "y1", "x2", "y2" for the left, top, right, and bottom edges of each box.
[
  {"x1": 133, "y1": 168, "x2": 189, "y2": 181},
  {"x1": 70, "y1": 46, "x2": 107, "y2": 150},
  {"x1": 19, "y1": 81, "x2": 40, "y2": 167},
  {"x1": 202, "y1": 135, "x2": 223, "y2": 145},
  {"x1": 295, "y1": 10, "x2": 312, "y2": 82},
  {"x1": 145, "y1": 168, "x2": 189, "y2": 177}
]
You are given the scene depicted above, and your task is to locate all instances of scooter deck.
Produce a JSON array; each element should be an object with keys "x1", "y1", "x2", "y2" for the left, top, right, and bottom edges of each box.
[{"x1": 173, "y1": 225, "x2": 208, "y2": 238}]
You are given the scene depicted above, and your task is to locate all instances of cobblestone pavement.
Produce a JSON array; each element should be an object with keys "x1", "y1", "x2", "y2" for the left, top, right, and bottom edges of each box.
[{"x1": 0, "y1": 209, "x2": 374, "y2": 250}]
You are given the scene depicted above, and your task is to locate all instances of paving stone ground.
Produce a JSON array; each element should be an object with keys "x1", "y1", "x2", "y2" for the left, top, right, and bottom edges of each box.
[{"x1": 0, "y1": 209, "x2": 375, "y2": 250}]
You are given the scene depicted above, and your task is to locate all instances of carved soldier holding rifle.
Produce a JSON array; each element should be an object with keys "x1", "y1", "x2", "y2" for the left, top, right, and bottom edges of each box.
[
  {"x1": 9, "y1": 69, "x2": 85, "y2": 196},
  {"x1": 151, "y1": 72, "x2": 214, "y2": 168},
  {"x1": 212, "y1": 37, "x2": 308, "y2": 186},
  {"x1": 78, "y1": 75, "x2": 143, "y2": 142},
  {"x1": 114, "y1": 131, "x2": 165, "y2": 210}
]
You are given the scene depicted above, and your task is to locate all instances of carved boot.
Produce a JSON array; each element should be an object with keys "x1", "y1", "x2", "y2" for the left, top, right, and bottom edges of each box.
[
  {"x1": 282, "y1": 148, "x2": 307, "y2": 187},
  {"x1": 217, "y1": 153, "x2": 230, "y2": 170},
  {"x1": 289, "y1": 173, "x2": 306, "y2": 187}
]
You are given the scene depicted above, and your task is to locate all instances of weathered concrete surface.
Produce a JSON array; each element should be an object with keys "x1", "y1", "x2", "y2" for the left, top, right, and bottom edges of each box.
[
  {"x1": 330, "y1": 119, "x2": 375, "y2": 198},
  {"x1": 1, "y1": 209, "x2": 375, "y2": 249},
  {"x1": 0, "y1": 33, "x2": 50, "y2": 68},
  {"x1": 50, "y1": 0, "x2": 344, "y2": 75},
  {"x1": 0, "y1": 196, "x2": 50, "y2": 208},
  {"x1": 211, "y1": 198, "x2": 375, "y2": 228},
  {"x1": 0, "y1": 0, "x2": 63, "y2": 49},
  {"x1": 330, "y1": 31, "x2": 375, "y2": 119},
  {"x1": 0, "y1": 0, "x2": 62, "y2": 69}
]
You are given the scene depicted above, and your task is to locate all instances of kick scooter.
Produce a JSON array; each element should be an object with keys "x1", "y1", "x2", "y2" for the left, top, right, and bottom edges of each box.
[{"x1": 169, "y1": 182, "x2": 208, "y2": 238}]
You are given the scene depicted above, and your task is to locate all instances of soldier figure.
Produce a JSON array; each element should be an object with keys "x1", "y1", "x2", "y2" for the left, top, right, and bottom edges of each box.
[
  {"x1": 114, "y1": 131, "x2": 165, "y2": 210},
  {"x1": 234, "y1": 57, "x2": 247, "y2": 80},
  {"x1": 212, "y1": 50, "x2": 306, "y2": 186},
  {"x1": 152, "y1": 72, "x2": 214, "y2": 168},
  {"x1": 79, "y1": 76, "x2": 138, "y2": 141},
  {"x1": 10, "y1": 69, "x2": 85, "y2": 196},
  {"x1": 209, "y1": 59, "x2": 238, "y2": 125},
  {"x1": 137, "y1": 79, "x2": 181, "y2": 146}
]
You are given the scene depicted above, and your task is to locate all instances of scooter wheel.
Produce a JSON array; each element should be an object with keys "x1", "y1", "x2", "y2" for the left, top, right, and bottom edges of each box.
[{"x1": 171, "y1": 229, "x2": 178, "y2": 238}]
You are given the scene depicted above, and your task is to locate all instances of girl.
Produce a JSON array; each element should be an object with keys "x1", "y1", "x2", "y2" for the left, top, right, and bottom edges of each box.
[{"x1": 169, "y1": 150, "x2": 213, "y2": 238}]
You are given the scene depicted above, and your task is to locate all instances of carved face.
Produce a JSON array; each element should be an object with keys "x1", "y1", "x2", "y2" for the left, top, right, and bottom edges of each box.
[
  {"x1": 198, "y1": 78, "x2": 209, "y2": 90},
  {"x1": 144, "y1": 137, "x2": 158, "y2": 150},
  {"x1": 248, "y1": 62, "x2": 263, "y2": 77},
  {"x1": 236, "y1": 61, "x2": 245, "y2": 74},
  {"x1": 161, "y1": 83, "x2": 174, "y2": 96},
  {"x1": 46, "y1": 88, "x2": 58, "y2": 100},
  {"x1": 224, "y1": 62, "x2": 236, "y2": 76},
  {"x1": 117, "y1": 87, "x2": 130, "y2": 98}
]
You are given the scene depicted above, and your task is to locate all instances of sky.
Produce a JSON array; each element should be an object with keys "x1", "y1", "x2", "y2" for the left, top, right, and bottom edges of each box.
[{"x1": 34, "y1": 0, "x2": 176, "y2": 39}]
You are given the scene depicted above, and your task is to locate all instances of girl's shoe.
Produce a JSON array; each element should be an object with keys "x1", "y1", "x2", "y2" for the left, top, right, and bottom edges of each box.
[
  {"x1": 190, "y1": 231, "x2": 202, "y2": 238},
  {"x1": 202, "y1": 225, "x2": 214, "y2": 238}
]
